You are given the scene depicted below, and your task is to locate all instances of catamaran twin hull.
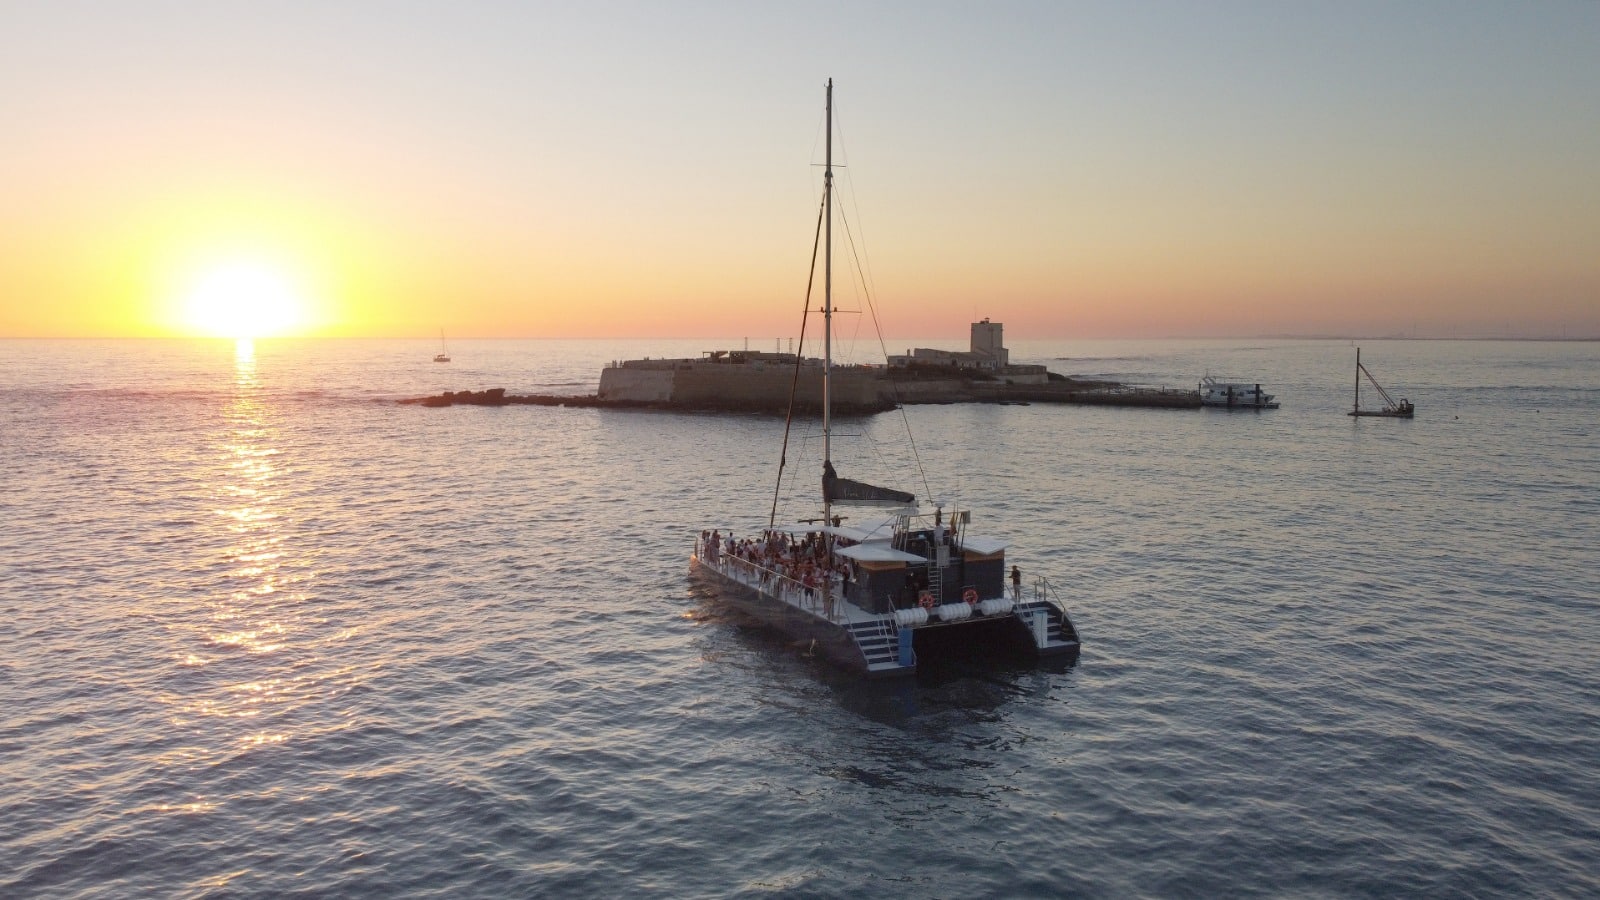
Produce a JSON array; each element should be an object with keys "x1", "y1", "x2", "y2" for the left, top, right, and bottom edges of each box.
[{"x1": 690, "y1": 551, "x2": 1079, "y2": 679}]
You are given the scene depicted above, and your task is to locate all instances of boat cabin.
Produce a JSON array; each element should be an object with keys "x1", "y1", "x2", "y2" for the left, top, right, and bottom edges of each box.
[{"x1": 828, "y1": 516, "x2": 1008, "y2": 614}]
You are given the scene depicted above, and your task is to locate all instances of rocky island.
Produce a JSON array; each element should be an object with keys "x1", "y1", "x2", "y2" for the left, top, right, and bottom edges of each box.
[{"x1": 401, "y1": 322, "x2": 1201, "y2": 412}]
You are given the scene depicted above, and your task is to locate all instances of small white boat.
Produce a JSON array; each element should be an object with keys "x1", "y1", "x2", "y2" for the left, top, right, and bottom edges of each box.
[
  {"x1": 1199, "y1": 376, "x2": 1278, "y2": 409},
  {"x1": 433, "y1": 330, "x2": 451, "y2": 363}
]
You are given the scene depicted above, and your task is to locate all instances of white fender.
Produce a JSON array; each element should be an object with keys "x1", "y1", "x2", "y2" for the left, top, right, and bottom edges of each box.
[
  {"x1": 893, "y1": 608, "x2": 929, "y2": 627},
  {"x1": 978, "y1": 598, "x2": 1014, "y2": 616}
]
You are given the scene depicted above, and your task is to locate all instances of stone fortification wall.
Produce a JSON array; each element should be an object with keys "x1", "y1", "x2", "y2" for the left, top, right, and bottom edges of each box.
[
  {"x1": 875, "y1": 378, "x2": 970, "y2": 403},
  {"x1": 670, "y1": 365, "x2": 881, "y2": 410},
  {"x1": 598, "y1": 360, "x2": 884, "y2": 410},
  {"x1": 598, "y1": 366, "x2": 674, "y2": 401},
  {"x1": 596, "y1": 355, "x2": 1093, "y2": 409},
  {"x1": 997, "y1": 365, "x2": 1050, "y2": 385}
]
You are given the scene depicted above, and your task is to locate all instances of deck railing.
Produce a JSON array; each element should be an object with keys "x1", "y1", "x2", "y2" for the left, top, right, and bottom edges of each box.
[
  {"x1": 1031, "y1": 575, "x2": 1072, "y2": 621},
  {"x1": 695, "y1": 538, "x2": 844, "y2": 624}
]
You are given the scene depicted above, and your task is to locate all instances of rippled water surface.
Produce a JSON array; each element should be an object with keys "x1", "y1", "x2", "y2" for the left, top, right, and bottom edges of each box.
[{"x1": 3, "y1": 338, "x2": 1597, "y2": 897}]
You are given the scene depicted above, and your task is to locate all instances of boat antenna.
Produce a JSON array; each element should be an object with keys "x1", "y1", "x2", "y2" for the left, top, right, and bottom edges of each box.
[{"x1": 823, "y1": 76, "x2": 834, "y2": 528}]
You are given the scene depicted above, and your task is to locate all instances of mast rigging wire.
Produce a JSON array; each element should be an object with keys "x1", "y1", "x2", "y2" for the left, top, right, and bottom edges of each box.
[
  {"x1": 769, "y1": 195, "x2": 827, "y2": 528},
  {"x1": 771, "y1": 89, "x2": 935, "y2": 522},
  {"x1": 835, "y1": 201, "x2": 935, "y2": 505}
]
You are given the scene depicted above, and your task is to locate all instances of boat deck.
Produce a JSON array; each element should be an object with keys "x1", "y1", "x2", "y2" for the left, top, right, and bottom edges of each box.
[{"x1": 692, "y1": 545, "x2": 1078, "y2": 677}]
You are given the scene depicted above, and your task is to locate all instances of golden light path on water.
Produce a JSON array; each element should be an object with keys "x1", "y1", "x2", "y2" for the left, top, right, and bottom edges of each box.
[
  {"x1": 198, "y1": 338, "x2": 292, "y2": 747},
  {"x1": 162, "y1": 338, "x2": 328, "y2": 756},
  {"x1": 129, "y1": 337, "x2": 393, "y2": 852}
]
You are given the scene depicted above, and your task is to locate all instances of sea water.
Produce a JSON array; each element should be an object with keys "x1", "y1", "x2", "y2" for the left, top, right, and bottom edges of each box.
[{"x1": 2, "y1": 337, "x2": 1596, "y2": 897}]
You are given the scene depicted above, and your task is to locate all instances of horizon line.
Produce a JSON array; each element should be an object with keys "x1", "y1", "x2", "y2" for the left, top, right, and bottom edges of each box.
[{"x1": 3, "y1": 333, "x2": 1599, "y2": 343}]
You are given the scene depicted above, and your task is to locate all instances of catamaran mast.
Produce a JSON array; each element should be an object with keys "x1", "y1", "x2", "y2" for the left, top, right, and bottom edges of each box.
[{"x1": 822, "y1": 77, "x2": 834, "y2": 525}]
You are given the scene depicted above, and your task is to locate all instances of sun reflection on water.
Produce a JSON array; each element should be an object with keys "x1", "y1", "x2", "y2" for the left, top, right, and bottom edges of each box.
[
  {"x1": 173, "y1": 339, "x2": 315, "y2": 734},
  {"x1": 154, "y1": 341, "x2": 378, "y2": 778},
  {"x1": 215, "y1": 339, "x2": 288, "y2": 644}
]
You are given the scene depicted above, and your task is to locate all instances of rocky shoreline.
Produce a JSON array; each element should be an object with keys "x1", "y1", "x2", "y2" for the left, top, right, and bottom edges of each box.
[{"x1": 397, "y1": 388, "x2": 898, "y2": 414}]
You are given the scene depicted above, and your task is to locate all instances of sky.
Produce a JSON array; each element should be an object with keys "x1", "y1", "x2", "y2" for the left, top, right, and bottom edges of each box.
[{"x1": 1, "y1": 0, "x2": 1596, "y2": 340}]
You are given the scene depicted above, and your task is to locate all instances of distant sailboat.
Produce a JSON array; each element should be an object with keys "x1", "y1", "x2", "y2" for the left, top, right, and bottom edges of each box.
[
  {"x1": 1348, "y1": 347, "x2": 1413, "y2": 418},
  {"x1": 434, "y1": 330, "x2": 451, "y2": 363}
]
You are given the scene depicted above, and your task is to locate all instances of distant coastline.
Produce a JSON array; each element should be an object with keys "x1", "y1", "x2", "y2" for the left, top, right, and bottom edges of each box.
[{"x1": 2, "y1": 333, "x2": 1597, "y2": 343}]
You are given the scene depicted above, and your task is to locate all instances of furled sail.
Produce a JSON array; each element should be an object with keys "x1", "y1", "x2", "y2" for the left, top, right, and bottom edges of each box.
[{"x1": 823, "y1": 460, "x2": 914, "y2": 505}]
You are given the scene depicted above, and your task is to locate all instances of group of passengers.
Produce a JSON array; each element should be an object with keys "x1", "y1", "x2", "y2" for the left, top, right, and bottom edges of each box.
[{"x1": 698, "y1": 528, "x2": 857, "y2": 609}]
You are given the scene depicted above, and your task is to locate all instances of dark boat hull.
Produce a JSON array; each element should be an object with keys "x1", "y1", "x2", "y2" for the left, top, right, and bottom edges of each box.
[{"x1": 691, "y1": 556, "x2": 1080, "y2": 678}]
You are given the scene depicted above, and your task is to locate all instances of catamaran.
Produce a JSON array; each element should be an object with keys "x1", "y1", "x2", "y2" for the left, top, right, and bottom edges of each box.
[
  {"x1": 1348, "y1": 347, "x2": 1414, "y2": 418},
  {"x1": 690, "y1": 80, "x2": 1080, "y2": 678}
]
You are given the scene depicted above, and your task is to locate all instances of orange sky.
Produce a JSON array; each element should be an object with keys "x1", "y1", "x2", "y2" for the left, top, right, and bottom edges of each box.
[{"x1": 2, "y1": 3, "x2": 1596, "y2": 340}]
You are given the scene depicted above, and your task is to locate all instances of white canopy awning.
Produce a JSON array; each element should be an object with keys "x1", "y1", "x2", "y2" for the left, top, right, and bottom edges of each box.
[
  {"x1": 958, "y1": 536, "x2": 1008, "y2": 555},
  {"x1": 835, "y1": 544, "x2": 925, "y2": 563},
  {"x1": 829, "y1": 514, "x2": 901, "y2": 543},
  {"x1": 769, "y1": 516, "x2": 901, "y2": 543}
]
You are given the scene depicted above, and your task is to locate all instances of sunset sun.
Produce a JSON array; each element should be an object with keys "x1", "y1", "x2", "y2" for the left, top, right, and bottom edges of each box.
[{"x1": 180, "y1": 259, "x2": 309, "y2": 338}]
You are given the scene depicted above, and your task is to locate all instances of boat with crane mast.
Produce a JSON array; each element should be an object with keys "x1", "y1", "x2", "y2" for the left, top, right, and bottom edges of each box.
[{"x1": 1348, "y1": 347, "x2": 1414, "y2": 418}]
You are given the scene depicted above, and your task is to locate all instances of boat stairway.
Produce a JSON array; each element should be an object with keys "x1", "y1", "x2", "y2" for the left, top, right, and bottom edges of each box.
[
  {"x1": 1014, "y1": 600, "x2": 1079, "y2": 649},
  {"x1": 844, "y1": 618, "x2": 910, "y2": 673}
]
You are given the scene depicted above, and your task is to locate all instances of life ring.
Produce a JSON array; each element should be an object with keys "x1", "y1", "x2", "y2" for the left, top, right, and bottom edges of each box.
[
  {"x1": 918, "y1": 591, "x2": 935, "y2": 609},
  {"x1": 962, "y1": 588, "x2": 979, "y2": 605}
]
